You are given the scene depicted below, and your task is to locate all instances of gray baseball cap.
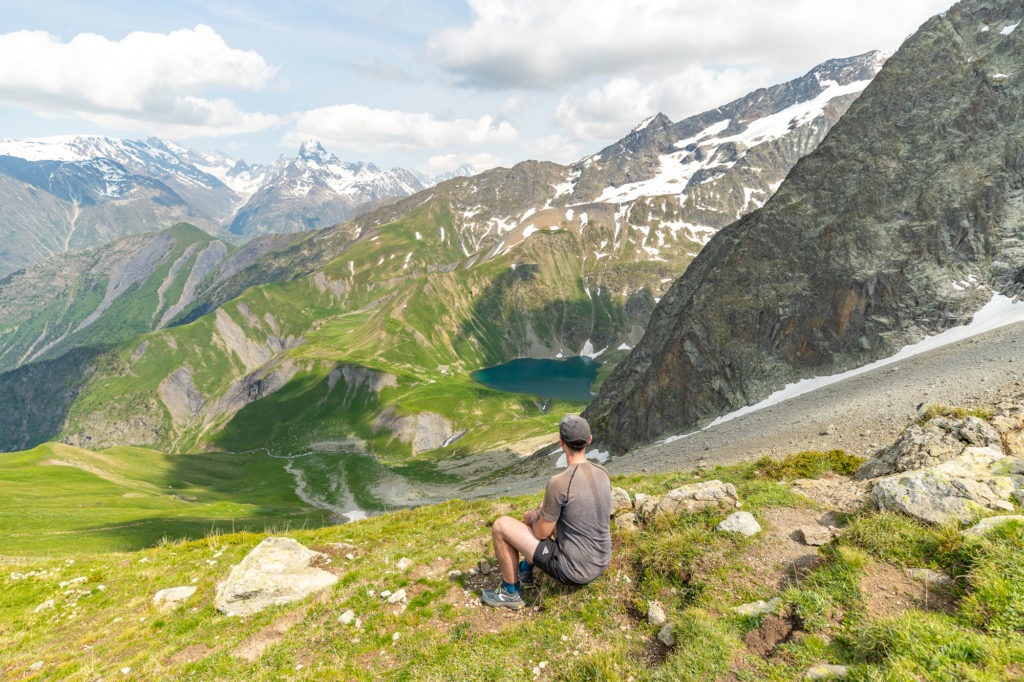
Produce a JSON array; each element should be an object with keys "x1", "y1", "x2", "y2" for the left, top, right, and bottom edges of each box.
[{"x1": 559, "y1": 414, "x2": 591, "y2": 446}]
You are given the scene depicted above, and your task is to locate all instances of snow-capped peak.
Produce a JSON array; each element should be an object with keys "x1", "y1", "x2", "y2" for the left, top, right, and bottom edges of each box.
[{"x1": 298, "y1": 138, "x2": 331, "y2": 164}]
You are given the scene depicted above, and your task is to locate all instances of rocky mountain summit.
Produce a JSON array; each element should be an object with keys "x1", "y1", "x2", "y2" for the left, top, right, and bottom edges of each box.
[{"x1": 586, "y1": 0, "x2": 1024, "y2": 452}]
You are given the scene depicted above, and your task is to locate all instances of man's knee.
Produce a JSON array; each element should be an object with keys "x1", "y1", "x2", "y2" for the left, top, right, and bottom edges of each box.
[{"x1": 492, "y1": 515, "x2": 518, "y2": 538}]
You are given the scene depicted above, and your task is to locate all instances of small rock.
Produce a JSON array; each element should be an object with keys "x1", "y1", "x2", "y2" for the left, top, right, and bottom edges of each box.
[
  {"x1": 396, "y1": 557, "x2": 413, "y2": 570},
  {"x1": 820, "y1": 424, "x2": 836, "y2": 436},
  {"x1": 805, "y1": 663, "x2": 849, "y2": 679},
  {"x1": 532, "y1": 666, "x2": 541, "y2": 676},
  {"x1": 799, "y1": 526, "x2": 838, "y2": 546},
  {"x1": 339, "y1": 609, "x2": 356, "y2": 624},
  {"x1": 905, "y1": 568, "x2": 951, "y2": 586},
  {"x1": 538, "y1": 661, "x2": 548, "y2": 669},
  {"x1": 345, "y1": 553, "x2": 355, "y2": 560},
  {"x1": 965, "y1": 515, "x2": 1024, "y2": 536},
  {"x1": 387, "y1": 588, "x2": 407, "y2": 604},
  {"x1": 479, "y1": 560, "x2": 491, "y2": 575},
  {"x1": 33, "y1": 599, "x2": 55, "y2": 613},
  {"x1": 647, "y1": 601, "x2": 666, "y2": 626},
  {"x1": 28, "y1": 661, "x2": 43, "y2": 671},
  {"x1": 121, "y1": 668, "x2": 131, "y2": 675},
  {"x1": 380, "y1": 590, "x2": 392, "y2": 598},
  {"x1": 468, "y1": 567, "x2": 478, "y2": 576},
  {"x1": 392, "y1": 632, "x2": 401, "y2": 642},
  {"x1": 610, "y1": 487, "x2": 632, "y2": 513},
  {"x1": 153, "y1": 585, "x2": 197, "y2": 611},
  {"x1": 733, "y1": 598, "x2": 781, "y2": 617},
  {"x1": 657, "y1": 624, "x2": 674, "y2": 647},
  {"x1": 715, "y1": 511, "x2": 761, "y2": 536},
  {"x1": 613, "y1": 512, "x2": 639, "y2": 532},
  {"x1": 447, "y1": 569, "x2": 463, "y2": 579}
]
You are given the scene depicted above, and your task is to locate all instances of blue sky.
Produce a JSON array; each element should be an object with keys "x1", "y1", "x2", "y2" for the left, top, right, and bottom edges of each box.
[{"x1": 0, "y1": 0, "x2": 952, "y2": 175}]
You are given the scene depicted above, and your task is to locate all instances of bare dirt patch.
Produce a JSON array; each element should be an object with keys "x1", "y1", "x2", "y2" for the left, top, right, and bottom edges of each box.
[
  {"x1": 231, "y1": 608, "x2": 306, "y2": 661},
  {"x1": 862, "y1": 562, "x2": 955, "y2": 618},
  {"x1": 743, "y1": 614, "x2": 802, "y2": 657},
  {"x1": 789, "y1": 473, "x2": 871, "y2": 513},
  {"x1": 164, "y1": 643, "x2": 213, "y2": 666}
]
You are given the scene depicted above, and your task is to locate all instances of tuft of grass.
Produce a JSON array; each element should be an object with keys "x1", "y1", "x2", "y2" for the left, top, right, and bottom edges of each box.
[
  {"x1": 843, "y1": 610, "x2": 1024, "y2": 679},
  {"x1": 915, "y1": 404, "x2": 994, "y2": 425},
  {"x1": 652, "y1": 608, "x2": 739, "y2": 681},
  {"x1": 755, "y1": 450, "x2": 864, "y2": 480},
  {"x1": 958, "y1": 520, "x2": 1024, "y2": 634}
]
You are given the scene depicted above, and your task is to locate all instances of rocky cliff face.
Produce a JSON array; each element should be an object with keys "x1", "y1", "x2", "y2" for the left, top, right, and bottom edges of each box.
[{"x1": 585, "y1": 0, "x2": 1024, "y2": 453}]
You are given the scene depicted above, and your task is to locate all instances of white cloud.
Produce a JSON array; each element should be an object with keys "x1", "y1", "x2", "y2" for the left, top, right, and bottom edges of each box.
[
  {"x1": 429, "y1": 0, "x2": 951, "y2": 89},
  {"x1": 416, "y1": 152, "x2": 507, "y2": 177},
  {"x1": 289, "y1": 104, "x2": 517, "y2": 152},
  {"x1": 0, "y1": 25, "x2": 280, "y2": 137},
  {"x1": 524, "y1": 134, "x2": 583, "y2": 164},
  {"x1": 556, "y1": 66, "x2": 772, "y2": 141}
]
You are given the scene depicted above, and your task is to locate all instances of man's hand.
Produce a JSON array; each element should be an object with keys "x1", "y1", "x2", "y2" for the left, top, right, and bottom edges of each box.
[{"x1": 522, "y1": 506, "x2": 541, "y2": 526}]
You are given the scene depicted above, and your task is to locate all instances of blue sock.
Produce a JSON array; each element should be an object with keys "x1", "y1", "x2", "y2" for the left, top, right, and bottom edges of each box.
[
  {"x1": 502, "y1": 580, "x2": 520, "y2": 594},
  {"x1": 519, "y1": 559, "x2": 532, "y2": 573}
]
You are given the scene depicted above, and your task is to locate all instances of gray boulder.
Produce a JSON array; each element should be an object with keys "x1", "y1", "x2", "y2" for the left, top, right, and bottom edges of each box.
[
  {"x1": 215, "y1": 537, "x2": 338, "y2": 617},
  {"x1": 610, "y1": 487, "x2": 633, "y2": 514},
  {"x1": 655, "y1": 480, "x2": 738, "y2": 516},
  {"x1": 613, "y1": 512, "x2": 639, "y2": 532},
  {"x1": 716, "y1": 511, "x2": 761, "y2": 536},
  {"x1": 871, "y1": 446, "x2": 1024, "y2": 525}
]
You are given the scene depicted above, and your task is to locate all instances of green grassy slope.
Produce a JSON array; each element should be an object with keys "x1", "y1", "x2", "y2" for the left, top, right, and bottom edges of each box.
[
  {"x1": 2, "y1": 452, "x2": 1022, "y2": 680},
  {"x1": 0, "y1": 223, "x2": 229, "y2": 374}
]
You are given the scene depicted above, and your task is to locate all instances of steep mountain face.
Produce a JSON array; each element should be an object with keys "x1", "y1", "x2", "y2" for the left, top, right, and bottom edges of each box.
[
  {"x1": 0, "y1": 137, "x2": 424, "y2": 276},
  {"x1": 227, "y1": 140, "x2": 425, "y2": 238},
  {"x1": 585, "y1": 0, "x2": 1024, "y2": 453}
]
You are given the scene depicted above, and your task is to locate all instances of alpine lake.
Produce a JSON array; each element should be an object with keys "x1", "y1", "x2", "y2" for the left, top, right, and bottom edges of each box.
[{"x1": 470, "y1": 356, "x2": 600, "y2": 401}]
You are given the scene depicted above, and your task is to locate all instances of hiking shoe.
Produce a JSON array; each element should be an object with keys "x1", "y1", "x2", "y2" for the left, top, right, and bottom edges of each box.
[{"x1": 481, "y1": 587, "x2": 526, "y2": 610}]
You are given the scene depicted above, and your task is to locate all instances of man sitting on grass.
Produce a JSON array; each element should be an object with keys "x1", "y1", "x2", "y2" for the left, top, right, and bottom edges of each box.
[{"x1": 482, "y1": 414, "x2": 612, "y2": 609}]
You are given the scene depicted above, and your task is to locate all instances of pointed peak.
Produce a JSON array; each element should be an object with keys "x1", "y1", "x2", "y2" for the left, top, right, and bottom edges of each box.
[
  {"x1": 298, "y1": 138, "x2": 329, "y2": 162},
  {"x1": 632, "y1": 113, "x2": 672, "y2": 133}
]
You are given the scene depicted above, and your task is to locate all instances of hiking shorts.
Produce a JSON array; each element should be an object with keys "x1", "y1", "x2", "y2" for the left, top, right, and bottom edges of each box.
[{"x1": 531, "y1": 538, "x2": 585, "y2": 585}]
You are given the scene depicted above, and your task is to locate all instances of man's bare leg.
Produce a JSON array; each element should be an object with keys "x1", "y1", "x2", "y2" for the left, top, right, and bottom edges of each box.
[{"x1": 491, "y1": 515, "x2": 541, "y2": 584}]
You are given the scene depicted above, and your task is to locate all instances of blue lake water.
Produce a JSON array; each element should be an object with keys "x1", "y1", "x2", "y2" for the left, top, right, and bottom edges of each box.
[{"x1": 470, "y1": 356, "x2": 599, "y2": 401}]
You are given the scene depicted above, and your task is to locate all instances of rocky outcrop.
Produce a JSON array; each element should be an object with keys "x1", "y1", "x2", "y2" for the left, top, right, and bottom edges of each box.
[
  {"x1": 373, "y1": 408, "x2": 455, "y2": 454},
  {"x1": 215, "y1": 537, "x2": 338, "y2": 617},
  {"x1": 855, "y1": 417, "x2": 1001, "y2": 480},
  {"x1": 859, "y1": 406, "x2": 1024, "y2": 524},
  {"x1": 585, "y1": 0, "x2": 1024, "y2": 453},
  {"x1": 158, "y1": 367, "x2": 204, "y2": 429}
]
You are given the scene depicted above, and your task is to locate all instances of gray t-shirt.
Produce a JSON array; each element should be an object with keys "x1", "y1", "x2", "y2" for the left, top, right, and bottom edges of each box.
[{"x1": 540, "y1": 460, "x2": 612, "y2": 583}]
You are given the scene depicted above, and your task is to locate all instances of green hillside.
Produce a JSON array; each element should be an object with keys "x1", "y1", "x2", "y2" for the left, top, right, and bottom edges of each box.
[
  {"x1": 0, "y1": 196, "x2": 694, "y2": 461},
  {"x1": 2, "y1": 450, "x2": 1022, "y2": 680}
]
